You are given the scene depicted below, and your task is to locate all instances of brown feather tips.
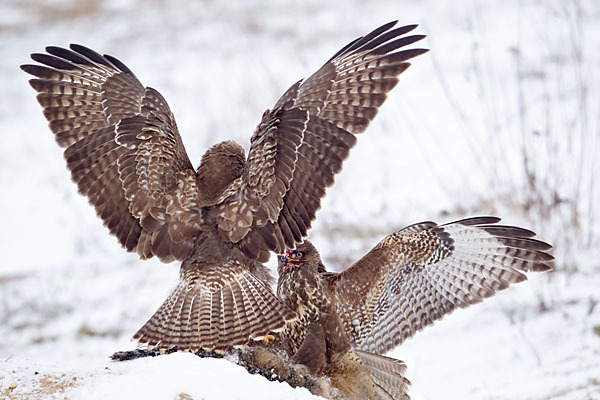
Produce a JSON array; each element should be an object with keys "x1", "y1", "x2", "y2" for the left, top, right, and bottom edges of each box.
[
  {"x1": 445, "y1": 217, "x2": 554, "y2": 271},
  {"x1": 133, "y1": 264, "x2": 296, "y2": 353},
  {"x1": 336, "y1": 216, "x2": 553, "y2": 354},
  {"x1": 214, "y1": 22, "x2": 428, "y2": 262},
  {"x1": 304, "y1": 21, "x2": 428, "y2": 135},
  {"x1": 23, "y1": 44, "x2": 205, "y2": 263}
]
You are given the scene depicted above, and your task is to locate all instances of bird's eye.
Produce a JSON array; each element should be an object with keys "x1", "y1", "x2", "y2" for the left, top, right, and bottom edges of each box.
[{"x1": 293, "y1": 251, "x2": 303, "y2": 259}]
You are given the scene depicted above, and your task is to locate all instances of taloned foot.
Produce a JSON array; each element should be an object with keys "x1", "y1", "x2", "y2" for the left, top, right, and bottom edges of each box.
[{"x1": 261, "y1": 335, "x2": 275, "y2": 344}]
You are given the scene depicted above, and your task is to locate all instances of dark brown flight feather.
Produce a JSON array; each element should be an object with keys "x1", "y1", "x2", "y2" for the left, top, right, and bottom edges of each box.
[
  {"x1": 22, "y1": 21, "x2": 427, "y2": 352},
  {"x1": 277, "y1": 217, "x2": 552, "y2": 398}
]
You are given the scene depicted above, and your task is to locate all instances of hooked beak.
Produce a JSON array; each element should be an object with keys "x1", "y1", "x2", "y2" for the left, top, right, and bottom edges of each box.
[
  {"x1": 279, "y1": 251, "x2": 300, "y2": 271},
  {"x1": 285, "y1": 250, "x2": 301, "y2": 263}
]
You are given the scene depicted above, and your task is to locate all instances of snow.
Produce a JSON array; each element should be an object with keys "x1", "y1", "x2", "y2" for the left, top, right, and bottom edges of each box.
[
  {"x1": 396, "y1": 270, "x2": 600, "y2": 400},
  {"x1": 1, "y1": 0, "x2": 599, "y2": 399},
  {"x1": 4, "y1": 353, "x2": 315, "y2": 400}
]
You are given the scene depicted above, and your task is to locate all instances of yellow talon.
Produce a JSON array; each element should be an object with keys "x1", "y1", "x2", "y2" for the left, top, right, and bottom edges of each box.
[{"x1": 262, "y1": 335, "x2": 275, "y2": 344}]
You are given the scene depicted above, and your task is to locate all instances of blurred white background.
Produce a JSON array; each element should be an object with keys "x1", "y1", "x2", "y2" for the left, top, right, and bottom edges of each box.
[{"x1": 1, "y1": 0, "x2": 599, "y2": 399}]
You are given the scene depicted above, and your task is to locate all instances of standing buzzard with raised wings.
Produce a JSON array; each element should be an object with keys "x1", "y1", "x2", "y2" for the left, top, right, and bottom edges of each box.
[
  {"x1": 277, "y1": 217, "x2": 553, "y2": 398},
  {"x1": 21, "y1": 21, "x2": 428, "y2": 352}
]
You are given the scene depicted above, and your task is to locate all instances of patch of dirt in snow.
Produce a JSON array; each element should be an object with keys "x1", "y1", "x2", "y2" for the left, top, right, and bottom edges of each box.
[{"x1": 1, "y1": 368, "x2": 79, "y2": 400}]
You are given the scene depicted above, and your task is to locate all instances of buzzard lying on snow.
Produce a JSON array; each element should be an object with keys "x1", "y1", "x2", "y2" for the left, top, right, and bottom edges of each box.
[
  {"x1": 277, "y1": 217, "x2": 553, "y2": 399},
  {"x1": 22, "y1": 21, "x2": 428, "y2": 352}
]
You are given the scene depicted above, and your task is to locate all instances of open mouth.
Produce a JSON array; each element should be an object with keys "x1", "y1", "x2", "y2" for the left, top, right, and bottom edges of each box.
[{"x1": 279, "y1": 251, "x2": 301, "y2": 270}]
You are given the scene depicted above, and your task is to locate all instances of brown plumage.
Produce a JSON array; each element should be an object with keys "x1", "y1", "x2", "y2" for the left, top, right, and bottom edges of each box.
[
  {"x1": 277, "y1": 242, "x2": 410, "y2": 400},
  {"x1": 21, "y1": 21, "x2": 427, "y2": 352},
  {"x1": 277, "y1": 217, "x2": 553, "y2": 399}
]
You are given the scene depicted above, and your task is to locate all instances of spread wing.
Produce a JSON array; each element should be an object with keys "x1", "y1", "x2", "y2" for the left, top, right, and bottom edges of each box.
[
  {"x1": 330, "y1": 216, "x2": 554, "y2": 354},
  {"x1": 22, "y1": 45, "x2": 204, "y2": 263},
  {"x1": 216, "y1": 21, "x2": 428, "y2": 262}
]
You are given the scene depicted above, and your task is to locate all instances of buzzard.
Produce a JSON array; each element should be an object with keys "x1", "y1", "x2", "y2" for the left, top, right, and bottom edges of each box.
[
  {"x1": 277, "y1": 241, "x2": 410, "y2": 399},
  {"x1": 21, "y1": 21, "x2": 428, "y2": 352},
  {"x1": 277, "y1": 217, "x2": 553, "y2": 398}
]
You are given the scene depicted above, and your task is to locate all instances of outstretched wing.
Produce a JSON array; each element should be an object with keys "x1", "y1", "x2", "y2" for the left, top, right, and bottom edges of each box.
[
  {"x1": 331, "y1": 216, "x2": 554, "y2": 354},
  {"x1": 216, "y1": 21, "x2": 428, "y2": 262},
  {"x1": 22, "y1": 45, "x2": 203, "y2": 263}
]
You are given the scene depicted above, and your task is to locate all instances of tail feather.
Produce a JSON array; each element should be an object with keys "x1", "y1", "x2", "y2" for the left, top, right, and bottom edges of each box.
[
  {"x1": 133, "y1": 266, "x2": 296, "y2": 352},
  {"x1": 220, "y1": 282, "x2": 236, "y2": 349},
  {"x1": 141, "y1": 282, "x2": 183, "y2": 347},
  {"x1": 244, "y1": 271, "x2": 291, "y2": 338},
  {"x1": 165, "y1": 283, "x2": 188, "y2": 348},
  {"x1": 187, "y1": 292, "x2": 200, "y2": 349},
  {"x1": 178, "y1": 291, "x2": 195, "y2": 348},
  {"x1": 209, "y1": 288, "x2": 222, "y2": 349},
  {"x1": 238, "y1": 272, "x2": 271, "y2": 340},
  {"x1": 197, "y1": 288, "x2": 213, "y2": 350},
  {"x1": 356, "y1": 350, "x2": 411, "y2": 400},
  {"x1": 229, "y1": 278, "x2": 251, "y2": 346},
  {"x1": 240, "y1": 270, "x2": 293, "y2": 341}
]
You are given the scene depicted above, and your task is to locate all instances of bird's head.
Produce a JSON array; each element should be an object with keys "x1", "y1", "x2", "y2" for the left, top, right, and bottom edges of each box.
[
  {"x1": 277, "y1": 241, "x2": 325, "y2": 274},
  {"x1": 279, "y1": 249, "x2": 305, "y2": 271},
  {"x1": 196, "y1": 140, "x2": 245, "y2": 203}
]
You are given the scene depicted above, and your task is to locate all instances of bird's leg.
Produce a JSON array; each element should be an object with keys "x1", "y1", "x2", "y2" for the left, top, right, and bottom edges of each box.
[
  {"x1": 322, "y1": 311, "x2": 352, "y2": 356},
  {"x1": 290, "y1": 322, "x2": 327, "y2": 375}
]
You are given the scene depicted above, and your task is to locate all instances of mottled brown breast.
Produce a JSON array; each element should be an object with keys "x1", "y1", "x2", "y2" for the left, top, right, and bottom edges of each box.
[{"x1": 277, "y1": 267, "x2": 333, "y2": 355}]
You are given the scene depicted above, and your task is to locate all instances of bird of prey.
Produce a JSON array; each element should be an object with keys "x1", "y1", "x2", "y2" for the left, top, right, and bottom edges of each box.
[
  {"x1": 21, "y1": 21, "x2": 428, "y2": 352},
  {"x1": 277, "y1": 241, "x2": 410, "y2": 399},
  {"x1": 276, "y1": 216, "x2": 553, "y2": 398}
]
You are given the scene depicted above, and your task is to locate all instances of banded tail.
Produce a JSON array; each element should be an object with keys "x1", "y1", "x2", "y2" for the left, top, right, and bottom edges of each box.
[
  {"x1": 356, "y1": 350, "x2": 411, "y2": 400},
  {"x1": 133, "y1": 266, "x2": 296, "y2": 352}
]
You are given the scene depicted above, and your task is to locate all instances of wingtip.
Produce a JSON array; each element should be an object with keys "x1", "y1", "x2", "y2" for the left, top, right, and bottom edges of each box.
[
  {"x1": 534, "y1": 262, "x2": 554, "y2": 272},
  {"x1": 44, "y1": 45, "x2": 62, "y2": 53},
  {"x1": 451, "y1": 216, "x2": 502, "y2": 226},
  {"x1": 409, "y1": 48, "x2": 431, "y2": 57},
  {"x1": 104, "y1": 53, "x2": 135, "y2": 75},
  {"x1": 395, "y1": 22, "x2": 418, "y2": 32},
  {"x1": 29, "y1": 53, "x2": 46, "y2": 63},
  {"x1": 68, "y1": 43, "x2": 87, "y2": 52},
  {"x1": 19, "y1": 63, "x2": 33, "y2": 73},
  {"x1": 380, "y1": 20, "x2": 399, "y2": 31},
  {"x1": 486, "y1": 216, "x2": 502, "y2": 224},
  {"x1": 533, "y1": 239, "x2": 553, "y2": 251}
]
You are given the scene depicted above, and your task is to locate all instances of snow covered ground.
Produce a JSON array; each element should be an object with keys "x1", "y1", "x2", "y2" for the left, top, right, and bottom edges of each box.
[{"x1": 1, "y1": 0, "x2": 599, "y2": 399}]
